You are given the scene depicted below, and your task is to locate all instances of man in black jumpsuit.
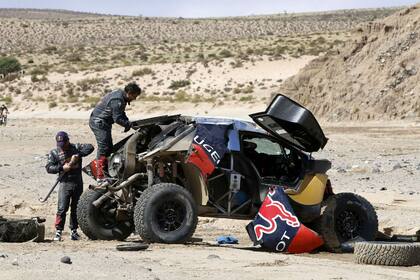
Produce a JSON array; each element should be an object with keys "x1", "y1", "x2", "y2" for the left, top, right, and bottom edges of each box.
[
  {"x1": 89, "y1": 83, "x2": 141, "y2": 180},
  {"x1": 46, "y1": 131, "x2": 94, "y2": 241}
]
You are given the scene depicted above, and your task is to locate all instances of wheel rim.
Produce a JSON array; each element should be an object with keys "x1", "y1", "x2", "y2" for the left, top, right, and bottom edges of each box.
[
  {"x1": 336, "y1": 209, "x2": 361, "y2": 240},
  {"x1": 95, "y1": 200, "x2": 120, "y2": 229},
  {"x1": 155, "y1": 200, "x2": 186, "y2": 232}
]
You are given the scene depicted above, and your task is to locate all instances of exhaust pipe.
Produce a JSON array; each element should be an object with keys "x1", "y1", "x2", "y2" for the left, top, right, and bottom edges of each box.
[{"x1": 92, "y1": 173, "x2": 146, "y2": 208}]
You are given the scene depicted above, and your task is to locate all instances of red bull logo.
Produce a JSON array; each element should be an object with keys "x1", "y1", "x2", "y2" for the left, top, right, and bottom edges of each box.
[{"x1": 254, "y1": 189, "x2": 300, "y2": 241}]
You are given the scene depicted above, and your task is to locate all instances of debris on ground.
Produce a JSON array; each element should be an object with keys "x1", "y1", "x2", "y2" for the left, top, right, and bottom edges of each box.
[
  {"x1": 216, "y1": 236, "x2": 238, "y2": 245},
  {"x1": 60, "y1": 256, "x2": 72, "y2": 264}
]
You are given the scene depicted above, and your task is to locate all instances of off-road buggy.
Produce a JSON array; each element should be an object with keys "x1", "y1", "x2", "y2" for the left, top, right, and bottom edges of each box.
[{"x1": 78, "y1": 94, "x2": 378, "y2": 252}]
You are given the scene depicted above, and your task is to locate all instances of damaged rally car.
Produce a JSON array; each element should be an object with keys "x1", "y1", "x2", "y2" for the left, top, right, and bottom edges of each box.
[{"x1": 78, "y1": 94, "x2": 378, "y2": 252}]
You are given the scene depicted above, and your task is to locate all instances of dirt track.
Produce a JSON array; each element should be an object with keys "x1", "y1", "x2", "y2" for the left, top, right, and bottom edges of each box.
[{"x1": 1, "y1": 118, "x2": 420, "y2": 279}]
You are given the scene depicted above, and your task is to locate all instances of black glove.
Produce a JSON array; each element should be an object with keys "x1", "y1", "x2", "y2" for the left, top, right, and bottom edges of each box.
[{"x1": 123, "y1": 123, "x2": 132, "y2": 133}]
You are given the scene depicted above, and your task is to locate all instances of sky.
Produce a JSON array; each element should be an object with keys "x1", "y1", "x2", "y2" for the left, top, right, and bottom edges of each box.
[{"x1": 0, "y1": 0, "x2": 418, "y2": 17}]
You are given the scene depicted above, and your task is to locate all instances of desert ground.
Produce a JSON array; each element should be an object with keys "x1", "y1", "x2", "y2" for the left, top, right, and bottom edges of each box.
[
  {"x1": 1, "y1": 5, "x2": 420, "y2": 280},
  {"x1": 0, "y1": 117, "x2": 420, "y2": 280}
]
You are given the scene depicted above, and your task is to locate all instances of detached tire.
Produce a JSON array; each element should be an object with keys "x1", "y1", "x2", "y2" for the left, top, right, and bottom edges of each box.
[
  {"x1": 34, "y1": 223, "x2": 45, "y2": 242},
  {"x1": 116, "y1": 242, "x2": 149, "y2": 251},
  {"x1": 355, "y1": 242, "x2": 420, "y2": 266},
  {"x1": 134, "y1": 183, "x2": 198, "y2": 243},
  {"x1": 318, "y1": 193, "x2": 378, "y2": 252},
  {"x1": 77, "y1": 190, "x2": 134, "y2": 240}
]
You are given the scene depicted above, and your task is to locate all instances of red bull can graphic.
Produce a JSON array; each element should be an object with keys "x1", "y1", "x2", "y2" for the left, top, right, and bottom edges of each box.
[{"x1": 246, "y1": 187, "x2": 324, "y2": 253}]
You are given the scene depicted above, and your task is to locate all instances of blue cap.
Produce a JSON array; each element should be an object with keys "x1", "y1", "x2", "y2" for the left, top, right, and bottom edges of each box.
[{"x1": 55, "y1": 131, "x2": 69, "y2": 148}]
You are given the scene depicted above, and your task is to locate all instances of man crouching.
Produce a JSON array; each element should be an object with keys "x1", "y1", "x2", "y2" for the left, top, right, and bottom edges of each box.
[{"x1": 46, "y1": 131, "x2": 94, "y2": 241}]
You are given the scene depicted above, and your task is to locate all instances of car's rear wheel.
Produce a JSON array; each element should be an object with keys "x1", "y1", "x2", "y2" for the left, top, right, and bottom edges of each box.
[
  {"x1": 317, "y1": 192, "x2": 378, "y2": 252},
  {"x1": 134, "y1": 183, "x2": 198, "y2": 243},
  {"x1": 77, "y1": 190, "x2": 134, "y2": 240}
]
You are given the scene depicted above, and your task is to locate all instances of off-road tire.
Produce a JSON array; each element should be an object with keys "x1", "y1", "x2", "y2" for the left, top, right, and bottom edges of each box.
[
  {"x1": 33, "y1": 223, "x2": 45, "y2": 242},
  {"x1": 77, "y1": 190, "x2": 133, "y2": 240},
  {"x1": 116, "y1": 242, "x2": 149, "y2": 251},
  {"x1": 354, "y1": 241, "x2": 420, "y2": 266},
  {"x1": 318, "y1": 193, "x2": 378, "y2": 252},
  {"x1": 134, "y1": 183, "x2": 198, "y2": 243}
]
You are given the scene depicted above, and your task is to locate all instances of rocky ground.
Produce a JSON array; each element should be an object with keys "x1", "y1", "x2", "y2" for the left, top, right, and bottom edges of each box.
[{"x1": 0, "y1": 117, "x2": 419, "y2": 279}]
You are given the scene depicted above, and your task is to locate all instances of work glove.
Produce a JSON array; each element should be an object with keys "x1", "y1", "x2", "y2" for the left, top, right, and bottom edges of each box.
[{"x1": 123, "y1": 123, "x2": 132, "y2": 133}]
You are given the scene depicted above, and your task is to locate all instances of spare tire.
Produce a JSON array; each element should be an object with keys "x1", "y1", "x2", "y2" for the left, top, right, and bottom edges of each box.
[
  {"x1": 0, "y1": 217, "x2": 45, "y2": 242},
  {"x1": 134, "y1": 183, "x2": 198, "y2": 243},
  {"x1": 317, "y1": 193, "x2": 378, "y2": 252},
  {"x1": 77, "y1": 190, "x2": 134, "y2": 240},
  {"x1": 116, "y1": 242, "x2": 149, "y2": 251},
  {"x1": 355, "y1": 241, "x2": 420, "y2": 266}
]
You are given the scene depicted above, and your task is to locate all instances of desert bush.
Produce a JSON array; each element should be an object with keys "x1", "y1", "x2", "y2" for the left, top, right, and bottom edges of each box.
[
  {"x1": 230, "y1": 59, "x2": 243, "y2": 68},
  {"x1": 111, "y1": 53, "x2": 126, "y2": 60},
  {"x1": 67, "y1": 96, "x2": 78, "y2": 103},
  {"x1": 245, "y1": 48, "x2": 254, "y2": 55},
  {"x1": 83, "y1": 96, "x2": 100, "y2": 104},
  {"x1": 0, "y1": 57, "x2": 21, "y2": 76},
  {"x1": 169, "y1": 80, "x2": 191, "y2": 90},
  {"x1": 242, "y1": 85, "x2": 254, "y2": 94},
  {"x1": 239, "y1": 96, "x2": 253, "y2": 102},
  {"x1": 49, "y1": 101, "x2": 57, "y2": 108},
  {"x1": 66, "y1": 52, "x2": 82, "y2": 62},
  {"x1": 77, "y1": 78, "x2": 102, "y2": 91},
  {"x1": 219, "y1": 49, "x2": 233, "y2": 58},
  {"x1": 42, "y1": 46, "x2": 58, "y2": 54},
  {"x1": 173, "y1": 90, "x2": 189, "y2": 102},
  {"x1": 30, "y1": 68, "x2": 48, "y2": 75},
  {"x1": 0, "y1": 95, "x2": 12, "y2": 104},
  {"x1": 132, "y1": 67, "x2": 154, "y2": 77}
]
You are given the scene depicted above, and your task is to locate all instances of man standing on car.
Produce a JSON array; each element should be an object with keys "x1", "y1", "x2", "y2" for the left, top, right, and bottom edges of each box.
[
  {"x1": 46, "y1": 131, "x2": 94, "y2": 241},
  {"x1": 89, "y1": 82, "x2": 141, "y2": 181}
]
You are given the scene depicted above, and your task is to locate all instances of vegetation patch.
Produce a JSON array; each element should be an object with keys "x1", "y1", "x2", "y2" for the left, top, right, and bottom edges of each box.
[
  {"x1": 0, "y1": 57, "x2": 21, "y2": 75},
  {"x1": 169, "y1": 80, "x2": 191, "y2": 90}
]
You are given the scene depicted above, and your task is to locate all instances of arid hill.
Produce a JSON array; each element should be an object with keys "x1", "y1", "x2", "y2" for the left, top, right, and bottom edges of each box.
[
  {"x1": 278, "y1": 5, "x2": 419, "y2": 121},
  {"x1": 0, "y1": 8, "x2": 105, "y2": 19},
  {"x1": 0, "y1": 8, "x2": 399, "y2": 52}
]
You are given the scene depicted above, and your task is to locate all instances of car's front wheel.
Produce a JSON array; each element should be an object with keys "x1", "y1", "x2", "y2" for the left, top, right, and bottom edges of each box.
[
  {"x1": 77, "y1": 190, "x2": 134, "y2": 240},
  {"x1": 134, "y1": 183, "x2": 198, "y2": 243}
]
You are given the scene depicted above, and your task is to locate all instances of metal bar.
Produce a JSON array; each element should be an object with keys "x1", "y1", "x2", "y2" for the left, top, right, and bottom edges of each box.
[{"x1": 231, "y1": 199, "x2": 252, "y2": 215}]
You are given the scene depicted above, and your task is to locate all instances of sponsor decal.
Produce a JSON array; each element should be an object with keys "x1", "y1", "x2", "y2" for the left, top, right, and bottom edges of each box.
[
  {"x1": 247, "y1": 187, "x2": 323, "y2": 253},
  {"x1": 254, "y1": 189, "x2": 300, "y2": 242},
  {"x1": 187, "y1": 124, "x2": 229, "y2": 176}
]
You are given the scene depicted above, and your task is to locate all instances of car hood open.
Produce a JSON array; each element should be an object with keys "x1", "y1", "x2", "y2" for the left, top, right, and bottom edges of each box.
[{"x1": 249, "y1": 94, "x2": 328, "y2": 152}]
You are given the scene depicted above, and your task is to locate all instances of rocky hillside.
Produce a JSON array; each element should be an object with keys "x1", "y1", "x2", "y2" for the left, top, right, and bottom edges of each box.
[
  {"x1": 0, "y1": 8, "x2": 398, "y2": 52},
  {"x1": 278, "y1": 5, "x2": 419, "y2": 121}
]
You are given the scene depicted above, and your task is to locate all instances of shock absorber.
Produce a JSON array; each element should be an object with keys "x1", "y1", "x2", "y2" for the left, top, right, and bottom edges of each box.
[{"x1": 147, "y1": 158, "x2": 154, "y2": 187}]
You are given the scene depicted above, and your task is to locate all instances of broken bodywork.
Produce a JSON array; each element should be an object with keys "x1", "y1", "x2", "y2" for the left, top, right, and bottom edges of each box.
[{"x1": 78, "y1": 94, "x2": 378, "y2": 252}]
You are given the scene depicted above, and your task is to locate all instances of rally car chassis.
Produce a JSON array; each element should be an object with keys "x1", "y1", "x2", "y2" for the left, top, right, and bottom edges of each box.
[{"x1": 77, "y1": 95, "x2": 378, "y2": 252}]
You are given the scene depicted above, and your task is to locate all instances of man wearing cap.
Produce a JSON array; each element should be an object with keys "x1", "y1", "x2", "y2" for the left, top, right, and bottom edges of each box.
[
  {"x1": 89, "y1": 82, "x2": 141, "y2": 181},
  {"x1": 46, "y1": 131, "x2": 94, "y2": 241}
]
